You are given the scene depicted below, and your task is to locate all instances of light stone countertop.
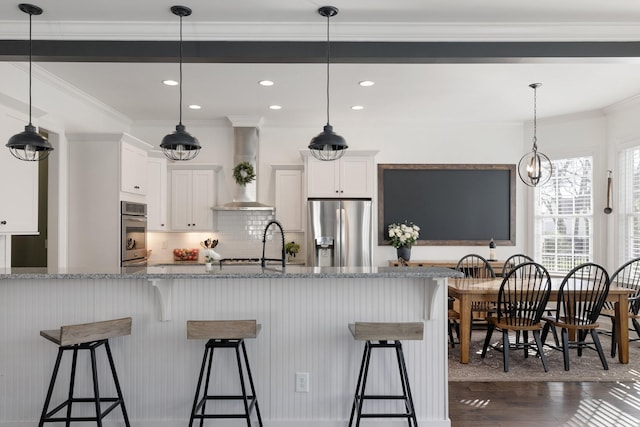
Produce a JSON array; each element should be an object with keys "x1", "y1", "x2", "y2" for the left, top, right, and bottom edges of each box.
[{"x1": 0, "y1": 265, "x2": 463, "y2": 280}]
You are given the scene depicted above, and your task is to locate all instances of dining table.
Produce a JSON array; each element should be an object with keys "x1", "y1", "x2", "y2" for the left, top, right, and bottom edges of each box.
[{"x1": 448, "y1": 277, "x2": 635, "y2": 364}]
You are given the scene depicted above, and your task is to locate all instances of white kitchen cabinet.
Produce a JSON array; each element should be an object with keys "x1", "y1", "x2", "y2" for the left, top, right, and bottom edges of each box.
[
  {"x1": 274, "y1": 167, "x2": 304, "y2": 232},
  {"x1": 170, "y1": 166, "x2": 218, "y2": 231},
  {"x1": 147, "y1": 155, "x2": 167, "y2": 231},
  {"x1": 305, "y1": 151, "x2": 376, "y2": 198},
  {"x1": 121, "y1": 140, "x2": 148, "y2": 195},
  {"x1": 0, "y1": 111, "x2": 38, "y2": 234}
]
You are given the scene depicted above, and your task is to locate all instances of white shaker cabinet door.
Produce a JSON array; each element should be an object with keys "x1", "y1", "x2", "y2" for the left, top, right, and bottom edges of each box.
[
  {"x1": 147, "y1": 156, "x2": 167, "y2": 231},
  {"x1": 339, "y1": 156, "x2": 373, "y2": 198},
  {"x1": 275, "y1": 169, "x2": 303, "y2": 231},
  {"x1": 170, "y1": 169, "x2": 193, "y2": 231},
  {"x1": 190, "y1": 169, "x2": 215, "y2": 231},
  {"x1": 170, "y1": 168, "x2": 216, "y2": 231},
  {"x1": 306, "y1": 158, "x2": 339, "y2": 197},
  {"x1": 121, "y1": 141, "x2": 147, "y2": 195}
]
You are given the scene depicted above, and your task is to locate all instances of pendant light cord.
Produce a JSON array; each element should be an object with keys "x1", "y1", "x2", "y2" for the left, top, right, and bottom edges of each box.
[
  {"x1": 532, "y1": 85, "x2": 538, "y2": 151},
  {"x1": 325, "y1": 12, "x2": 331, "y2": 126},
  {"x1": 178, "y1": 13, "x2": 183, "y2": 126},
  {"x1": 28, "y1": 11, "x2": 33, "y2": 126}
]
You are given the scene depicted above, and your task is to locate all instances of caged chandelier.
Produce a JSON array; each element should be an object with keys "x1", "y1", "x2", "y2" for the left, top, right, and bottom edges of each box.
[
  {"x1": 6, "y1": 3, "x2": 54, "y2": 162},
  {"x1": 160, "y1": 5, "x2": 201, "y2": 161},
  {"x1": 308, "y1": 6, "x2": 348, "y2": 161},
  {"x1": 518, "y1": 83, "x2": 552, "y2": 187}
]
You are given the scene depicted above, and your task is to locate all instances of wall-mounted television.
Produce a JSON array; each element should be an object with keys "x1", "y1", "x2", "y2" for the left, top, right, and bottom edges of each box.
[{"x1": 378, "y1": 164, "x2": 516, "y2": 246}]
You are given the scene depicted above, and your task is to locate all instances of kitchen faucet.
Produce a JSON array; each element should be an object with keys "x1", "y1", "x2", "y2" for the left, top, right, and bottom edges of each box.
[{"x1": 261, "y1": 219, "x2": 286, "y2": 268}]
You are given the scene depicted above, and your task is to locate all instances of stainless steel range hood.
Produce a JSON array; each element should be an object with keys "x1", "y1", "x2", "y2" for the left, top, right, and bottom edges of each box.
[{"x1": 214, "y1": 123, "x2": 274, "y2": 211}]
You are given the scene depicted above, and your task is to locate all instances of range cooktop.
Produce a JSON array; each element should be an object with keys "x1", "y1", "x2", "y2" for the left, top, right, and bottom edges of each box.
[{"x1": 218, "y1": 258, "x2": 262, "y2": 266}]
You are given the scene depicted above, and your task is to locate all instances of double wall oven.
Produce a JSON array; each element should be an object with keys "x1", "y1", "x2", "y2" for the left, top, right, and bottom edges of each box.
[{"x1": 121, "y1": 201, "x2": 148, "y2": 266}]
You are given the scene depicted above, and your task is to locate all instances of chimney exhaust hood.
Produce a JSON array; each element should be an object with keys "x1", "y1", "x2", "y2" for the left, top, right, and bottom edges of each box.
[{"x1": 214, "y1": 119, "x2": 274, "y2": 211}]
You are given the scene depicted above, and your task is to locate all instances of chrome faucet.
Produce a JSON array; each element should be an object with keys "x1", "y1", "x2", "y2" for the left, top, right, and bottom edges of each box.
[{"x1": 261, "y1": 219, "x2": 286, "y2": 268}]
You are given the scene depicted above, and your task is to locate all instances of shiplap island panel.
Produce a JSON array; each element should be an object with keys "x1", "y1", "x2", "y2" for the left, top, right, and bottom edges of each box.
[{"x1": 0, "y1": 266, "x2": 460, "y2": 427}]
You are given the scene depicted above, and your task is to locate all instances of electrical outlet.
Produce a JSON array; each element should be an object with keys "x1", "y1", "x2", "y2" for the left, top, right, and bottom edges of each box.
[
  {"x1": 295, "y1": 372, "x2": 309, "y2": 393},
  {"x1": 161, "y1": 240, "x2": 168, "y2": 249}
]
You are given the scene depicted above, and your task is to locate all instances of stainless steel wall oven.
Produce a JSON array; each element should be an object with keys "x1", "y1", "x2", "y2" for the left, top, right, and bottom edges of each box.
[{"x1": 121, "y1": 201, "x2": 147, "y2": 266}]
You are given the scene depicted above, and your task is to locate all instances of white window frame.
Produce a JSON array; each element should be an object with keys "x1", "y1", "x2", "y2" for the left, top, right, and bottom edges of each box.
[
  {"x1": 534, "y1": 156, "x2": 594, "y2": 275},
  {"x1": 618, "y1": 144, "x2": 640, "y2": 263}
]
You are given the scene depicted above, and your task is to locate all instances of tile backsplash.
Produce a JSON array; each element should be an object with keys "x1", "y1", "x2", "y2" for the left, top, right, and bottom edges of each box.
[{"x1": 148, "y1": 210, "x2": 303, "y2": 263}]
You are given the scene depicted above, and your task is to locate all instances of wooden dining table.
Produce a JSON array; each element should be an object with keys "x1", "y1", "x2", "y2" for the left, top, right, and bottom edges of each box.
[{"x1": 448, "y1": 277, "x2": 635, "y2": 364}]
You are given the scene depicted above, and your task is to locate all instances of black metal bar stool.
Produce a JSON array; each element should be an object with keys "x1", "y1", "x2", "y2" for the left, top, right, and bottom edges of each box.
[
  {"x1": 348, "y1": 321, "x2": 424, "y2": 427},
  {"x1": 187, "y1": 319, "x2": 263, "y2": 427},
  {"x1": 38, "y1": 317, "x2": 132, "y2": 426}
]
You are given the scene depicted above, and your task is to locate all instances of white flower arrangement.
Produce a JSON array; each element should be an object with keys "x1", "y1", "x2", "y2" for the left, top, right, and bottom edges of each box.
[{"x1": 388, "y1": 221, "x2": 420, "y2": 248}]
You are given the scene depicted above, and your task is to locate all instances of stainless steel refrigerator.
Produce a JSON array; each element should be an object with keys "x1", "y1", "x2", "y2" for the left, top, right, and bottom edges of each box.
[{"x1": 307, "y1": 199, "x2": 372, "y2": 267}]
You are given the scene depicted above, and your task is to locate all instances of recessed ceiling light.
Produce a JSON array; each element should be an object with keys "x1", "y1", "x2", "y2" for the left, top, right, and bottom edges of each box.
[
  {"x1": 351, "y1": 105, "x2": 364, "y2": 110},
  {"x1": 269, "y1": 105, "x2": 282, "y2": 110},
  {"x1": 163, "y1": 79, "x2": 179, "y2": 86},
  {"x1": 188, "y1": 105, "x2": 201, "y2": 110},
  {"x1": 259, "y1": 80, "x2": 274, "y2": 86},
  {"x1": 359, "y1": 80, "x2": 375, "y2": 87}
]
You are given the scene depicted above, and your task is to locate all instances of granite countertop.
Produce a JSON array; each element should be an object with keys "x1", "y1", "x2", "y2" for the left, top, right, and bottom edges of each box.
[{"x1": 0, "y1": 265, "x2": 463, "y2": 280}]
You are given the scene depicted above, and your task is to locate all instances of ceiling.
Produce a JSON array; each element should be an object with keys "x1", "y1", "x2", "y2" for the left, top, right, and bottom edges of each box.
[{"x1": 3, "y1": 0, "x2": 640, "y2": 127}]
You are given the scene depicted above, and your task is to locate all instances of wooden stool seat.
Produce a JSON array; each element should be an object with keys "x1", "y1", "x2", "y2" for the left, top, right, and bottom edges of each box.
[
  {"x1": 187, "y1": 319, "x2": 261, "y2": 340},
  {"x1": 348, "y1": 321, "x2": 424, "y2": 341},
  {"x1": 38, "y1": 317, "x2": 132, "y2": 426},
  {"x1": 40, "y1": 317, "x2": 132, "y2": 346},
  {"x1": 187, "y1": 319, "x2": 263, "y2": 427},
  {"x1": 348, "y1": 321, "x2": 424, "y2": 426}
]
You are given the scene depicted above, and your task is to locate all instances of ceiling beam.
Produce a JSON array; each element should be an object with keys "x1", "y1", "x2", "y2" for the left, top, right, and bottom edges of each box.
[{"x1": 1, "y1": 40, "x2": 640, "y2": 63}]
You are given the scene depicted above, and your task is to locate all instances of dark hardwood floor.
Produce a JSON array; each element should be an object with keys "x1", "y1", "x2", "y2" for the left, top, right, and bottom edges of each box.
[{"x1": 449, "y1": 381, "x2": 640, "y2": 426}]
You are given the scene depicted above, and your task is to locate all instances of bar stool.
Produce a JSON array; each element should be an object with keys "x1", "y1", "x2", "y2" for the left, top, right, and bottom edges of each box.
[
  {"x1": 187, "y1": 319, "x2": 263, "y2": 427},
  {"x1": 38, "y1": 317, "x2": 132, "y2": 426},
  {"x1": 348, "y1": 321, "x2": 424, "y2": 427}
]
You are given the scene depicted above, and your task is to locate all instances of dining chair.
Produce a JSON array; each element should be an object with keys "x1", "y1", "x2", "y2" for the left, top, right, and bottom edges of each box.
[
  {"x1": 455, "y1": 254, "x2": 497, "y2": 326},
  {"x1": 599, "y1": 257, "x2": 640, "y2": 357},
  {"x1": 481, "y1": 262, "x2": 552, "y2": 372},
  {"x1": 456, "y1": 254, "x2": 496, "y2": 279},
  {"x1": 541, "y1": 263, "x2": 610, "y2": 371},
  {"x1": 502, "y1": 254, "x2": 534, "y2": 277}
]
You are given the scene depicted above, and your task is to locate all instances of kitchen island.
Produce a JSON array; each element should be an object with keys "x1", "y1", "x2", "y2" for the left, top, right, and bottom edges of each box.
[{"x1": 0, "y1": 265, "x2": 460, "y2": 427}]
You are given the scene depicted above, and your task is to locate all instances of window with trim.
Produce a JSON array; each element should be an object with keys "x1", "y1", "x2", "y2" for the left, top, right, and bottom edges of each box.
[
  {"x1": 619, "y1": 145, "x2": 640, "y2": 263},
  {"x1": 534, "y1": 156, "x2": 593, "y2": 274}
]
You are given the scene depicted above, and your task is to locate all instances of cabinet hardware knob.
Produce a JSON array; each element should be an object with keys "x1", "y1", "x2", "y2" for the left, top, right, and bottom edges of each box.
[
  {"x1": 0, "y1": 220, "x2": 6, "y2": 225},
  {"x1": 161, "y1": 223, "x2": 164, "y2": 227}
]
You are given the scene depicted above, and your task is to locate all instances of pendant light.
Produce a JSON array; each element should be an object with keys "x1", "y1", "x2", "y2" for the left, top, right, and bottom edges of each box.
[
  {"x1": 6, "y1": 3, "x2": 53, "y2": 162},
  {"x1": 160, "y1": 5, "x2": 201, "y2": 161},
  {"x1": 308, "y1": 6, "x2": 348, "y2": 162},
  {"x1": 518, "y1": 83, "x2": 552, "y2": 187}
]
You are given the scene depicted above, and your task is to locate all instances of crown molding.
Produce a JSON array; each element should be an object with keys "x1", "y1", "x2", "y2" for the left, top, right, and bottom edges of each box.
[
  {"x1": 2, "y1": 20, "x2": 640, "y2": 42},
  {"x1": 14, "y1": 63, "x2": 132, "y2": 126}
]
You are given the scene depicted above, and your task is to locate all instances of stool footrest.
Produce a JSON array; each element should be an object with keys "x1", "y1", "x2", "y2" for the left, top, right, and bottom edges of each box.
[
  {"x1": 41, "y1": 398, "x2": 124, "y2": 423},
  {"x1": 192, "y1": 396, "x2": 258, "y2": 419}
]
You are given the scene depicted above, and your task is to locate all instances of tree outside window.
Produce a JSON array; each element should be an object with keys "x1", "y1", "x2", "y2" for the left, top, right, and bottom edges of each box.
[{"x1": 535, "y1": 157, "x2": 593, "y2": 274}]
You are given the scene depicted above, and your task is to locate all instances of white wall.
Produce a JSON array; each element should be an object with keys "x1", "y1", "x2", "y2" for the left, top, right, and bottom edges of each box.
[
  {"x1": 522, "y1": 110, "x2": 610, "y2": 268},
  {"x1": 605, "y1": 97, "x2": 640, "y2": 268}
]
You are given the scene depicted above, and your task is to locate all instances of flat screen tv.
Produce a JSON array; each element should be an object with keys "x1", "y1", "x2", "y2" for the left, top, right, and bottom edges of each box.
[{"x1": 378, "y1": 164, "x2": 516, "y2": 246}]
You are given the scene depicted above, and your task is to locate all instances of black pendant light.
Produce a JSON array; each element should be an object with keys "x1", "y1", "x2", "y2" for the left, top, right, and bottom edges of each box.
[
  {"x1": 160, "y1": 5, "x2": 201, "y2": 161},
  {"x1": 518, "y1": 83, "x2": 552, "y2": 187},
  {"x1": 6, "y1": 3, "x2": 54, "y2": 162},
  {"x1": 308, "y1": 6, "x2": 348, "y2": 161}
]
